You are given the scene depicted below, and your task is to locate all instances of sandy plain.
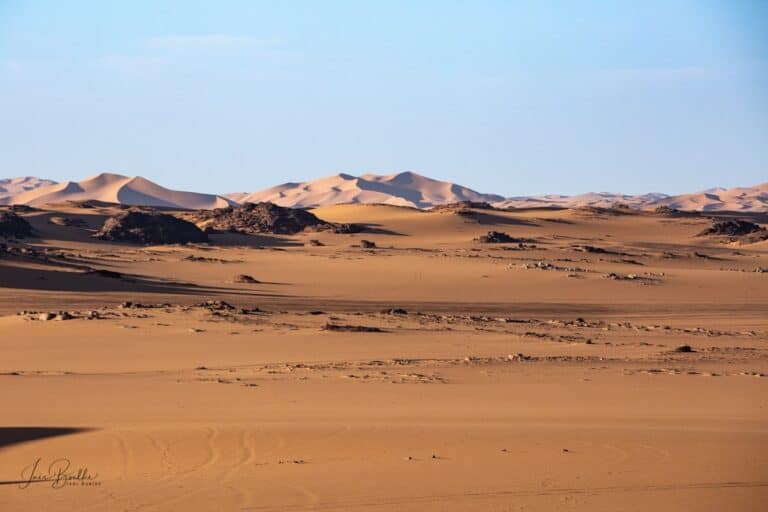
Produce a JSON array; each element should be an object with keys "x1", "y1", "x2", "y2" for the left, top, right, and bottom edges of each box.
[{"x1": 0, "y1": 203, "x2": 766, "y2": 511}]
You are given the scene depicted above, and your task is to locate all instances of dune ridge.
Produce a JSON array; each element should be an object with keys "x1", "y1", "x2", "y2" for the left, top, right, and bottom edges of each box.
[
  {"x1": 2, "y1": 171, "x2": 766, "y2": 211},
  {"x1": 7, "y1": 172, "x2": 235, "y2": 210},
  {"x1": 230, "y1": 174, "x2": 767, "y2": 212},
  {"x1": 0, "y1": 177, "x2": 57, "y2": 204},
  {"x1": 227, "y1": 171, "x2": 506, "y2": 208}
]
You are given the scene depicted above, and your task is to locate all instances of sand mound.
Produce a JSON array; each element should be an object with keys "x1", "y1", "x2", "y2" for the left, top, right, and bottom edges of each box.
[
  {"x1": 95, "y1": 210, "x2": 209, "y2": 244},
  {"x1": 0, "y1": 211, "x2": 33, "y2": 238},
  {"x1": 189, "y1": 202, "x2": 361, "y2": 235}
]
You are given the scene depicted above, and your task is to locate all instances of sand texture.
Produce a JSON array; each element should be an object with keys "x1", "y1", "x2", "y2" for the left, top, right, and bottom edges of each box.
[{"x1": 1, "y1": 203, "x2": 766, "y2": 511}]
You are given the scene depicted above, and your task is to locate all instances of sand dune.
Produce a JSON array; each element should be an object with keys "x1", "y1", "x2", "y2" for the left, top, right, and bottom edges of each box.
[
  {"x1": 496, "y1": 184, "x2": 767, "y2": 211},
  {"x1": 228, "y1": 173, "x2": 766, "y2": 211},
  {"x1": 7, "y1": 173, "x2": 235, "y2": 210},
  {"x1": 0, "y1": 177, "x2": 56, "y2": 204},
  {"x1": 495, "y1": 191, "x2": 670, "y2": 209},
  {"x1": 227, "y1": 171, "x2": 505, "y2": 208},
  {"x1": 653, "y1": 183, "x2": 768, "y2": 212},
  {"x1": 3, "y1": 172, "x2": 766, "y2": 211}
]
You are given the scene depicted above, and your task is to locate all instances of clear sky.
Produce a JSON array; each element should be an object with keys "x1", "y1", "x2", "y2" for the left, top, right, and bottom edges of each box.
[{"x1": 1, "y1": 1, "x2": 766, "y2": 196}]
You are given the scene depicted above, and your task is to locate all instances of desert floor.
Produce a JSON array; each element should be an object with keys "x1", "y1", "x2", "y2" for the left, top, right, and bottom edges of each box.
[{"x1": 1, "y1": 204, "x2": 766, "y2": 511}]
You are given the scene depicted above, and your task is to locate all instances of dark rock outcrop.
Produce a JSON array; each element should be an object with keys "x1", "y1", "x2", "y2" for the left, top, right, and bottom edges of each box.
[
  {"x1": 697, "y1": 219, "x2": 767, "y2": 243},
  {"x1": 0, "y1": 211, "x2": 33, "y2": 238},
  {"x1": 234, "y1": 274, "x2": 260, "y2": 284},
  {"x1": 95, "y1": 210, "x2": 208, "y2": 244},
  {"x1": 189, "y1": 202, "x2": 361, "y2": 235},
  {"x1": 698, "y1": 220, "x2": 765, "y2": 237},
  {"x1": 475, "y1": 231, "x2": 518, "y2": 243}
]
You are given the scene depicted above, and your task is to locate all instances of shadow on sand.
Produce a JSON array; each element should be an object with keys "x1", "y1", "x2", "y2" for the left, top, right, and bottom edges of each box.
[
  {"x1": 0, "y1": 264, "x2": 292, "y2": 298},
  {"x1": 462, "y1": 212, "x2": 538, "y2": 227},
  {"x1": 0, "y1": 427, "x2": 96, "y2": 486},
  {"x1": 207, "y1": 232, "x2": 304, "y2": 248},
  {"x1": 0, "y1": 427, "x2": 92, "y2": 451}
]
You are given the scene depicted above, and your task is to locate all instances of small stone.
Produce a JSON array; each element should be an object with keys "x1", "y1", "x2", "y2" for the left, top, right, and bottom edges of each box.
[{"x1": 234, "y1": 274, "x2": 260, "y2": 284}]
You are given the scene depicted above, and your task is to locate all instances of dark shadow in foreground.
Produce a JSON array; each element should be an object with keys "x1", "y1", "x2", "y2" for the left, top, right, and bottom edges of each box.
[{"x1": 0, "y1": 426, "x2": 91, "y2": 451}]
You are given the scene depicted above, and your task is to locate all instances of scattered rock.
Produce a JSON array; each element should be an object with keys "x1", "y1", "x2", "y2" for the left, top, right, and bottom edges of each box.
[
  {"x1": 523, "y1": 261, "x2": 585, "y2": 273},
  {"x1": 96, "y1": 210, "x2": 208, "y2": 245},
  {"x1": 654, "y1": 205, "x2": 680, "y2": 215},
  {"x1": 359, "y1": 240, "x2": 377, "y2": 249},
  {"x1": 49, "y1": 216, "x2": 87, "y2": 227},
  {"x1": 476, "y1": 231, "x2": 517, "y2": 243},
  {"x1": 68, "y1": 199, "x2": 123, "y2": 209},
  {"x1": 196, "y1": 300, "x2": 236, "y2": 311},
  {"x1": 382, "y1": 308, "x2": 408, "y2": 315},
  {"x1": 183, "y1": 255, "x2": 235, "y2": 263},
  {"x1": 603, "y1": 272, "x2": 657, "y2": 283},
  {"x1": 234, "y1": 274, "x2": 260, "y2": 284},
  {"x1": 675, "y1": 345, "x2": 695, "y2": 353},
  {"x1": 307, "y1": 239, "x2": 325, "y2": 246},
  {"x1": 432, "y1": 201, "x2": 499, "y2": 213},
  {"x1": 34, "y1": 311, "x2": 73, "y2": 321},
  {"x1": 572, "y1": 244, "x2": 626, "y2": 256},
  {"x1": 323, "y1": 323, "x2": 384, "y2": 332}
]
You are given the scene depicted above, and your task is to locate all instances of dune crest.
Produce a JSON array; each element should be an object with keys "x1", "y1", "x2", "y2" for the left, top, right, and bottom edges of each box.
[
  {"x1": 494, "y1": 183, "x2": 767, "y2": 211},
  {"x1": 7, "y1": 172, "x2": 235, "y2": 210},
  {"x1": 227, "y1": 171, "x2": 505, "y2": 208},
  {"x1": 2, "y1": 172, "x2": 766, "y2": 211},
  {"x1": 0, "y1": 177, "x2": 57, "y2": 204}
]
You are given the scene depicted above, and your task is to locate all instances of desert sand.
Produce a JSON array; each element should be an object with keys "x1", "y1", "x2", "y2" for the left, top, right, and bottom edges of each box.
[{"x1": 1, "y1": 202, "x2": 766, "y2": 511}]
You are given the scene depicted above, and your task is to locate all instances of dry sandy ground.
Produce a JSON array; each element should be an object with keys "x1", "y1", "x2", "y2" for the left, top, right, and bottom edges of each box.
[{"x1": 1, "y1": 204, "x2": 766, "y2": 511}]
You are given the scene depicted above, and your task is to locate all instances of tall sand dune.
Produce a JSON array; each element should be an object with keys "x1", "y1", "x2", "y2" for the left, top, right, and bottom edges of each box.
[
  {"x1": 8, "y1": 173, "x2": 235, "y2": 210},
  {"x1": 227, "y1": 171, "x2": 505, "y2": 208}
]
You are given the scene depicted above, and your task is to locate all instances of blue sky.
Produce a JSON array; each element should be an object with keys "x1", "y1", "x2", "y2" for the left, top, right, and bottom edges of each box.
[{"x1": 0, "y1": 1, "x2": 766, "y2": 195}]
